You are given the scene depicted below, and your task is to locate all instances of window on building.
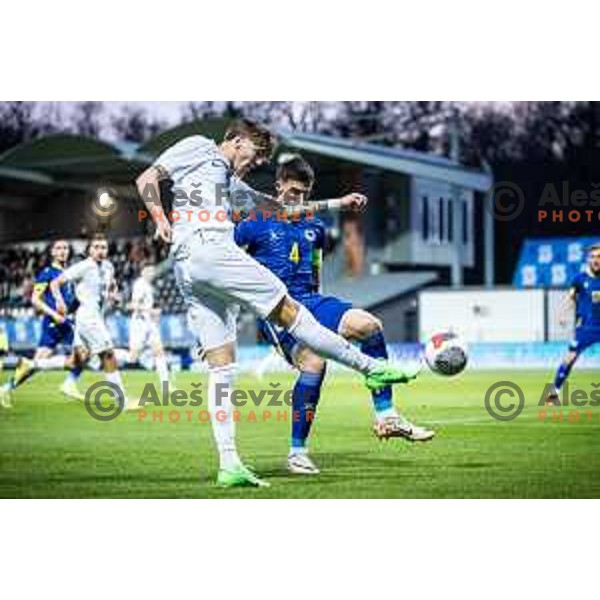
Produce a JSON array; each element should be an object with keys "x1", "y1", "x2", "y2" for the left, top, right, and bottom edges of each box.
[
  {"x1": 462, "y1": 199, "x2": 469, "y2": 245},
  {"x1": 439, "y1": 197, "x2": 445, "y2": 242},
  {"x1": 447, "y1": 198, "x2": 454, "y2": 243}
]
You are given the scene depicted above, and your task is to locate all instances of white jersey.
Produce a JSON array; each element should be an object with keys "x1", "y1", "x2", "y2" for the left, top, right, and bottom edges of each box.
[
  {"x1": 131, "y1": 277, "x2": 154, "y2": 318},
  {"x1": 153, "y1": 135, "x2": 257, "y2": 247},
  {"x1": 62, "y1": 258, "x2": 115, "y2": 319}
]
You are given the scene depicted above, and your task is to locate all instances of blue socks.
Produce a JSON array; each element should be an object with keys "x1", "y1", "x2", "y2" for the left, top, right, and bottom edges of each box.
[
  {"x1": 66, "y1": 363, "x2": 83, "y2": 385},
  {"x1": 291, "y1": 370, "x2": 325, "y2": 451},
  {"x1": 554, "y1": 360, "x2": 575, "y2": 392},
  {"x1": 360, "y1": 331, "x2": 393, "y2": 414}
]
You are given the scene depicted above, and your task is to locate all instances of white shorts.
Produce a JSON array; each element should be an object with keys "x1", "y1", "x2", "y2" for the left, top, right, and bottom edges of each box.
[
  {"x1": 129, "y1": 315, "x2": 162, "y2": 351},
  {"x1": 173, "y1": 229, "x2": 287, "y2": 351},
  {"x1": 73, "y1": 313, "x2": 113, "y2": 356}
]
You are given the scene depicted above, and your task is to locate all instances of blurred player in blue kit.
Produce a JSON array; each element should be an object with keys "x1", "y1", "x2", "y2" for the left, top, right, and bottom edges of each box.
[
  {"x1": 550, "y1": 244, "x2": 600, "y2": 402},
  {"x1": 0, "y1": 240, "x2": 84, "y2": 407},
  {"x1": 235, "y1": 155, "x2": 434, "y2": 475}
]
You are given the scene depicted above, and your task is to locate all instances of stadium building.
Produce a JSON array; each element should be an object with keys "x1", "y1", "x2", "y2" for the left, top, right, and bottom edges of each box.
[{"x1": 0, "y1": 117, "x2": 494, "y2": 350}]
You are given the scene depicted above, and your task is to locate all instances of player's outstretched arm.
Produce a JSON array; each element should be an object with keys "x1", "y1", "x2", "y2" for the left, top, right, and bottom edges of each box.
[
  {"x1": 303, "y1": 193, "x2": 368, "y2": 213},
  {"x1": 253, "y1": 189, "x2": 368, "y2": 215},
  {"x1": 136, "y1": 165, "x2": 172, "y2": 244},
  {"x1": 31, "y1": 284, "x2": 65, "y2": 324},
  {"x1": 231, "y1": 176, "x2": 368, "y2": 215},
  {"x1": 49, "y1": 274, "x2": 68, "y2": 317}
]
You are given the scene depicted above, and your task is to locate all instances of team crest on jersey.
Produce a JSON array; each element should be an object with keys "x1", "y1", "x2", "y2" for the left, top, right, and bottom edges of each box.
[{"x1": 304, "y1": 229, "x2": 317, "y2": 242}]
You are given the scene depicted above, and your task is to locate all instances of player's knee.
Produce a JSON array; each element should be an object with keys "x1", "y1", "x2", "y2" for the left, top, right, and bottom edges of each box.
[
  {"x1": 363, "y1": 313, "x2": 383, "y2": 336},
  {"x1": 564, "y1": 351, "x2": 578, "y2": 366},
  {"x1": 205, "y1": 342, "x2": 236, "y2": 369},
  {"x1": 100, "y1": 350, "x2": 117, "y2": 371},
  {"x1": 74, "y1": 347, "x2": 89, "y2": 364},
  {"x1": 295, "y1": 349, "x2": 325, "y2": 374},
  {"x1": 342, "y1": 309, "x2": 382, "y2": 340},
  {"x1": 269, "y1": 295, "x2": 298, "y2": 328}
]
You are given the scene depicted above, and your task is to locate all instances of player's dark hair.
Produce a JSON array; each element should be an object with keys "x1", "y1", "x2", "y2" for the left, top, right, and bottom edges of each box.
[
  {"x1": 588, "y1": 244, "x2": 600, "y2": 253},
  {"x1": 90, "y1": 232, "x2": 107, "y2": 243},
  {"x1": 46, "y1": 239, "x2": 70, "y2": 266},
  {"x1": 224, "y1": 119, "x2": 276, "y2": 159},
  {"x1": 85, "y1": 232, "x2": 108, "y2": 256},
  {"x1": 276, "y1": 154, "x2": 315, "y2": 186}
]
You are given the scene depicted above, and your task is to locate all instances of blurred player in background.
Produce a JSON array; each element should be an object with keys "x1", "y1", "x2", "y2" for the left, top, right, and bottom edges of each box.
[
  {"x1": 0, "y1": 240, "x2": 84, "y2": 407},
  {"x1": 0, "y1": 325, "x2": 8, "y2": 407},
  {"x1": 0, "y1": 325, "x2": 7, "y2": 365},
  {"x1": 115, "y1": 265, "x2": 170, "y2": 388},
  {"x1": 136, "y1": 119, "x2": 418, "y2": 488},
  {"x1": 550, "y1": 243, "x2": 600, "y2": 402},
  {"x1": 50, "y1": 234, "x2": 137, "y2": 411},
  {"x1": 235, "y1": 155, "x2": 433, "y2": 475}
]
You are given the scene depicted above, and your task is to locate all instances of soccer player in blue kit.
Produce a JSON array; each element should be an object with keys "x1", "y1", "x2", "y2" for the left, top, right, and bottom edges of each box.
[
  {"x1": 0, "y1": 240, "x2": 84, "y2": 407},
  {"x1": 235, "y1": 155, "x2": 434, "y2": 475},
  {"x1": 549, "y1": 243, "x2": 600, "y2": 403}
]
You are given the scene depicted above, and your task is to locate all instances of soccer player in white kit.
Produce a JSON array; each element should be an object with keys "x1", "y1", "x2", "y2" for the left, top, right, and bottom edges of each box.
[
  {"x1": 50, "y1": 234, "x2": 136, "y2": 411},
  {"x1": 127, "y1": 265, "x2": 170, "y2": 388},
  {"x1": 136, "y1": 119, "x2": 418, "y2": 487}
]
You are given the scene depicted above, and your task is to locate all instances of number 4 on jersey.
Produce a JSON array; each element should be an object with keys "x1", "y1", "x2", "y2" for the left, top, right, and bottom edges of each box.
[{"x1": 289, "y1": 242, "x2": 300, "y2": 264}]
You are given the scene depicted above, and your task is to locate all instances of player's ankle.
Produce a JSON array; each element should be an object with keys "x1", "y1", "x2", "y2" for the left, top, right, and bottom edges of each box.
[{"x1": 375, "y1": 407, "x2": 398, "y2": 421}]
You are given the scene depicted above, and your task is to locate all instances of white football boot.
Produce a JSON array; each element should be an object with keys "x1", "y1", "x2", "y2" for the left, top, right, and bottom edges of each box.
[
  {"x1": 373, "y1": 416, "x2": 435, "y2": 442},
  {"x1": 287, "y1": 451, "x2": 320, "y2": 475}
]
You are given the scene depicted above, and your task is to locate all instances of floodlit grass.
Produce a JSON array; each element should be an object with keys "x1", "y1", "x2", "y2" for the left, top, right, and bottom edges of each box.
[{"x1": 1, "y1": 368, "x2": 599, "y2": 498}]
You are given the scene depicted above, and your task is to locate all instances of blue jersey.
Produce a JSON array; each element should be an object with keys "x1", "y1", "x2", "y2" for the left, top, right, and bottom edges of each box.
[
  {"x1": 34, "y1": 263, "x2": 78, "y2": 321},
  {"x1": 571, "y1": 269, "x2": 600, "y2": 328},
  {"x1": 234, "y1": 213, "x2": 325, "y2": 299}
]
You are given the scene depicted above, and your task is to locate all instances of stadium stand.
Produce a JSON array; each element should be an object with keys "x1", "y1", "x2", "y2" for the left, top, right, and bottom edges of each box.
[
  {"x1": 0, "y1": 236, "x2": 182, "y2": 313},
  {"x1": 513, "y1": 237, "x2": 598, "y2": 288}
]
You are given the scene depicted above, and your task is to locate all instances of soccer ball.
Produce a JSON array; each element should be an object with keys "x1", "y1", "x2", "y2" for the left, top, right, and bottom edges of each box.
[{"x1": 424, "y1": 332, "x2": 468, "y2": 376}]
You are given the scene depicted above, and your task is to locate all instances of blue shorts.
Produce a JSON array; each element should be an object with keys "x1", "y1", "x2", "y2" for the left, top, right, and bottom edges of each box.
[
  {"x1": 39, "y1": 318, "x2": 74, "y2": 350},
  {"x1": 568, "y1": 326, "x2": 600, "y2": 354},
  {"x1": 258, "y1": 294, "x2": 352, "y2": 364}
]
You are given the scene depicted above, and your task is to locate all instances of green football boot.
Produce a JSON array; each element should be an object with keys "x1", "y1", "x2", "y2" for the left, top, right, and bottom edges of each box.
[
  {"x1": 217, "y1": 464, "x2": 270, "y2": 488},
  {"x1": 365, "y1": 361, "x2": 421, "y2": 391}
]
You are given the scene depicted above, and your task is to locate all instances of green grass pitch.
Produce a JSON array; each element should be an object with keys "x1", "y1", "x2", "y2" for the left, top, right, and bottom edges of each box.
[{"x1": 1, "y1": 368, "x2": 599, "y2": 498}]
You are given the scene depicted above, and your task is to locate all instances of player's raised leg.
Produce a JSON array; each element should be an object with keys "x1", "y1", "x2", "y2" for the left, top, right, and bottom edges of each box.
[{"x1": 269, "y1": 295, "x2": 419, "y2": 389}]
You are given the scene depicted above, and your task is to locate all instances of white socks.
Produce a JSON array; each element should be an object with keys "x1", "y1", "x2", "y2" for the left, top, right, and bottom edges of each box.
[
  {"x1": 155, "y1": 355, "x2": 170, "y2": 387},
  {"x1": 208, "y1": 363, "x2": 241, "y2": 471},
  {"x1": 376, "y1": 407, "x2": 399, "y2": 422},
  {"x1": 113, "y1": 348, "x2": 132, "y2": 367},
  {"x1": 288, "y1": 304, "x2": 378, "y2": 375},
  {"x1": 105, "y1": 370, "x2": 126, "y2": 397},
  {"x1": 34, "y1": 356, "x2": 67, "y2": 370}
]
